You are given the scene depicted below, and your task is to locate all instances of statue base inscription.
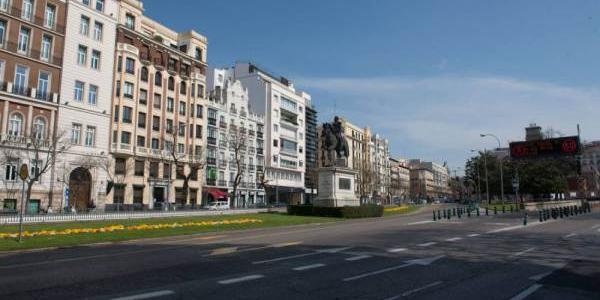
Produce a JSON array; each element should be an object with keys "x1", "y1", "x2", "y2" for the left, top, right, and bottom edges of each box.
[{"x1": 314, "y1": 166, "x2": 359, "y2": 207}]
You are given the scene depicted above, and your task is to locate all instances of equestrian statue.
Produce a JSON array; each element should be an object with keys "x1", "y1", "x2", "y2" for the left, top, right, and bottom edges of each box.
[{"x1": 321, "y1": 116, "x2": 350, "y2": 167}]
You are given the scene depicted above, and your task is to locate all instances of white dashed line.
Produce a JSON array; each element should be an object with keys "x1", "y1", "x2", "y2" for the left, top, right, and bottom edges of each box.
[
  {"x1": 445, "y1": 237, "x2": 462, "y2": 242},
  {"x1": 388, "y1": 248, "x2": 408, "y2": 253},
  {"x1": 218, "y1": 274, "x2": 264, "y2": 285},
  {"x1": 418, "y1": 242, "x2": 437, "y2": 247},
  {"x1": 346, "y1": 255, "x2": 371, "y2": 261},
  {"x1": 509, "y1": 284, "x2": 543, "y2": 300},
  {"x1": 563, "y1": 233, "x2": 577, "y2": 238},
  {"x1": 467, "y1": 234, "x2": 481, "y2": 237},
  {"x1": 529, "y1": 271, "x2": 553, "y2": 281},
  {"x1": 111, "y1": 290, "x2": 175, "y2": 300},
  {"x1": 399, "y1": 280, "x2": 443, "y2": 298},
  {"x1": 293, "y1": 263, "x2": 326, "y2": 271},
  {"x1": 513, "y1": 247, "x2": 535, "y2": 257},
  {"x1": 407, "y1": 221, "x2": 435, "y2": 225}
]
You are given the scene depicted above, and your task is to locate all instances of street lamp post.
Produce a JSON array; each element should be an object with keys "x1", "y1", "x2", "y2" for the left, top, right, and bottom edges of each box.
[
  {"x1": 482, "y1": 149, "x2": 491, "y2": 204},
  {"x1": 470, "y1": 150, "x2": 483, "y2": 203},
  {"x1": 481, "y1": 134, "x2": 504, "y2": 204}
]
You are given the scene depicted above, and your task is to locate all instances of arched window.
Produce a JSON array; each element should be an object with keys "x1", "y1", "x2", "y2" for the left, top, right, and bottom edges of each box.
[
  {"x1": 168, "y1": 76, "x2": 174, "y2": 91},
  {"x1": 8, "y1": 114, "x2": 23, "y2": 137},
  {"x1": 179, "y1": 81, "x2": 186, "y2": 95},
  {"x1": 140, "y1": 67, "x2": 148, "y2": 82},
  {"x1": 33, "y1": 117, "x2": 46, "y2": 140},
  {"x1": 154, "y1": 72, "x2": 162, "y2": 87}
]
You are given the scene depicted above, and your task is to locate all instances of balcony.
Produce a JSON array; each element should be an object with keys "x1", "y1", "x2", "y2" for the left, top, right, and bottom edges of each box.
[
  {"x1": 248, "y1": 130, "x2": 255, "y2": 136},
  {"x1": 217, "y1": 180, "x2": 227, "y2": 187},
  {"x1": 207, "y1": 137, "x2": 217, "y2": 145},
  {"x1": 257, "y1": 132, "x2": 264, "y2": 139},
  {"x1": 206, "y1": 179, "x2": 216, "y2": 186},
  {"x1": 229, "y1": 124, "x2": 237, "y2": 131},
  {"x1": 219, "y1": 122, "x2": 227, "y2": 129},
  {"x1": 208, "y1": 118, "x2": 217, "y2": 126},
  {"x1": 218, "y1": 159, "x2": 227, "y2": 169},
  {"x1": 0, "y1": 134, "x2": 51, "y2": 148},
  {"x1": 1, "y1": 82, "x2": 59, "y2": 103},
  {"x1": 206, "y1": 157, "x2": 216, "y2": 165},
  {"x1": 5, "y1": 41, "x2": 62, "y2": 66},
  {"x1": 256, "y1": 166, "x2": 264, "y2": 173},
  {"x1": 256, "y1": 148, "x2": 264, "y2": 155},
  {"x1": 7, "y1": 7, "x2": 66, "y2": 34}
]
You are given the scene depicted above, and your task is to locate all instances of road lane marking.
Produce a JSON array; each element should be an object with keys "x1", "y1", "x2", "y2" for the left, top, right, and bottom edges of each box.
[
  {"x1": 407, "y1": 221, "x2": 435, "y2": 225},
  {"x1": 513, "y1": 247, "x2": 535, "y2": 257},
  {"x1": 111, "y1": 290, "x2": 175, "y2": 300},
  {"x1": 417, "y1": 242, "x2": 437, "y2": 247},
  {"x1": 591, "y1": 224, "x2": 600, "y2": 229},
  {"x1": 346, "y1": 255, "x2": 371, "y2": 261},
  {"x1": 293, "y1": 263, "x2": 326, "y2": 271},
  {"x1": 272, "y1": 241, "x2": 303, "y2": 248},
  {"x1": 563, "y1": 233, "x2": 577, "y2": 238},
  {"x1": 529, "y1": 271, "x2": 553, "y2": 281},
  {"x1": 467, "y1": 234, "x2": 481, "y2": 237},
  {"x1": 485, "y1": 222, "x2": 510, "y2": 226},
  {"x1": 445, "y1": 237, "x2": 462, "y2": 242},
  {"x1": 387, "y1": 248, "x2": 408, "y2": 253},
  {"x1": 252, "y1": 247, "x2": 351, "y2": 264},
  {"x1": 343, "y1": 263, "x2": 413, "y2": 281},
  {"x1": 209, "y1": 247, "x2": 238, "y2": 256},
  {"x1": 218, "y1": 274, "x2": 264, "y2": 285},
  {"x1": 384, "y1": 280, "x2": 443, "y2": 299},
  {"x1": 509, "y1": 284, "x2": 543, "y2": 300}
]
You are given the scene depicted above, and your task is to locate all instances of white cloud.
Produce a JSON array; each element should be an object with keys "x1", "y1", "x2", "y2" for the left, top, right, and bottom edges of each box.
[{"x1": 297, "y1": 75, "x2": 600, "y2": 168}]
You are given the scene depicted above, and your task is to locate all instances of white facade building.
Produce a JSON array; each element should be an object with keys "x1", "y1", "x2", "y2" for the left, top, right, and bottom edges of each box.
[
  {"x1": 234, "y1": 63, "x2": 307, "y2": 205},
  {"x1": 56, "y1": 0, "x2": 118, "y2": 210},
  {"x1": 205, "y1": 67, "x2": 265, "y2": 207}
]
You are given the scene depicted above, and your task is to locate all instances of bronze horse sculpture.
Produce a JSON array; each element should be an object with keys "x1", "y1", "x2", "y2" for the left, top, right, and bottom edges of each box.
[{"x1": 321, "y1": 120, "x2": 349, "y2": 166}]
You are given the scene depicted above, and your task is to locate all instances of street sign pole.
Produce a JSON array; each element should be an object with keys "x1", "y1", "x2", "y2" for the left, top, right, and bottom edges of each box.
[{"x1": 18, "y1": 163, "x2": 29, "y2": 243}]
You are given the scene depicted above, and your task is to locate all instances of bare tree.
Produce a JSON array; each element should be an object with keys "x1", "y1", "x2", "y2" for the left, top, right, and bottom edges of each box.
[
  {"x1": 0, "y1": 146, "x2": 22, "y2": 211},
  {"x1": 357, "y1": 153, "x2": 375, "y2": 203},
  {"x1": 161, "y1": 125, "x2": 206, "y2": 208},
  {"x1": 229, "y1": 126, "x2": 248, "y2": 208}
]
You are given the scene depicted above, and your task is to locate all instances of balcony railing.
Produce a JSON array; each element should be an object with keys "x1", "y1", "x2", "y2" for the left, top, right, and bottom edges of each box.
[
  {"x1": 0, "y1": 134, "x2": 51, "y2": 148},
  {"x1": 219, "y1": 141, "x2": 227, "y2": 148},
  {"x1": 5, "y1": 41, "x2": 62, "y2": 66},
  {"x1": 206, "y1": 157, "x2": 216, "y2": 165},
  {"x1": 208, "y1": 118, "x2": 217, "y2": 126},
  {"x1": 257, "y1": 132, "x2": 264, "y2": 139},
  {"x1": 206, "y1": 179, "x2": 216, "y2": 186},
  {"x1": 219, "y1": 122, "x2": 227, "y2": 129},
  {"x1": 218, "y1": 159, "x2": 227, "y2": 169},
  {"x1": 7, "y1": 7, "x2": 66, "y2": 34},
  {"x1": 207, "y1": 137, "x2": 217, "y2": 145},
  {"x1": 256, "y1": 148, "x2": 264, "y2": 155}
]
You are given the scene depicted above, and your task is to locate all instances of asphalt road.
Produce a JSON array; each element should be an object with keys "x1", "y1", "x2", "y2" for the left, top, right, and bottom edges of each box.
[{"x1": 0, "y1": 207, "x2": 599, "y2": 300}]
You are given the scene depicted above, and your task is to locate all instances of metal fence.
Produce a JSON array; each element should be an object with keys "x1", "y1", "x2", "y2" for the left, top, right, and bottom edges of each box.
[{"x1": 0, "y1": 208, "x2": 274, "y2": 225}]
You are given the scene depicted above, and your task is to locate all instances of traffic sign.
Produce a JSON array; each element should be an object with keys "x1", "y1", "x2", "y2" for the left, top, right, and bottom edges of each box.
[{"x1": 19, "y1": 164, "x2": 28, "y2": 180}]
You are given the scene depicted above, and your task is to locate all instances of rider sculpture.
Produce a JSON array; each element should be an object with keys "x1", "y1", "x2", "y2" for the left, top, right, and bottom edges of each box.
[{"x1": 321, "y1": 116, "x2": 350, "y2": 167}]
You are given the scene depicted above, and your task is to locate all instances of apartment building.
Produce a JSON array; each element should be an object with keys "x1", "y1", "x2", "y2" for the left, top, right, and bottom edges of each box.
[
  {"x1": 582, "y1": 141, "x2": 600, "y2": 196},
  {"x1": 108, "y1": 0, "x2": 208, "y2": 210},
  {"x1": 234, "y1": 63, "x2": 307, "y2": 205},
  {"x1": 389, "y1": 157, "x2": 410, "y2": 201},
  {"x1": 369, "y1": 133, "x2": 390, "y2": 199},
  {"x1": 304, "y1": 98, "x2": 317, "y2": 203},
  {"x1": 205, "y1": 67, "x2": 265, "y2": 208},
  {"x1": 56, "y1": 0, "x2": 117, "y2": 211},
  {"x1": 409, "y1": 159, "x2": 450, "y2": 199},
  {"x1": 0, "y1": 0, "x2": 66, "y2": 213}
]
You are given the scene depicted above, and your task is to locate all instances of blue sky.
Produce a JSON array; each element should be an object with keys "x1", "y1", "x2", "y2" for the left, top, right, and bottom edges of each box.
[{"x1": 147, "y1": 0, "x2": 600, "y2": 170}]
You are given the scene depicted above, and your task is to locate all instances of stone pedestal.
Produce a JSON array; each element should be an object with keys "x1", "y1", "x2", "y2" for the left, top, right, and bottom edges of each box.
[{"x1": 314, "y1": 166, "x2": 359, "y2": 207}]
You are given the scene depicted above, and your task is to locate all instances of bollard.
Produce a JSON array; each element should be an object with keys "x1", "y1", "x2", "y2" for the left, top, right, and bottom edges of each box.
[
  {"x1": 574, "y1": 206, "x2": 579, "y2": 215},
  {"x1": 458, "y1": 210, "x2": 462, "y2": 219},
  {"x1": 510, "y1": 205, "x2": 514, "y2": 213},
  {"x1": 502, "y1": 206, "x2": 506, "y2": 214},
  {"x1": 486, "y1": 207, "x2": 489, "y2": 216},
  {"x1": 443, "y1": 209, "x2": 447, "y2": 219},
  {"x1": 494, "y1": 207, "x2": 497, "y2": 215},
  {"x1": 453, "y1": 208, "x2": 456, "y2": 216},
  {"x1": 433, "y1": 211, "x2": 437, "y2": 221},
  {"x1": 552, "y1": 208, "x2": 557, "y2": 219},
  {"x1": 523, "y1": 212, "x2": 528, "y2": 226},
  {"x1": 437, "y1": 210, "x2": 441, "y2": 220},
  {"x1": 538, "y1": 210, "x2": 543, "y2": 222},
  {"x1": 559, "y1": 208, "x2": 564, "y2": 218},
  {"x1": 447, "y1": 209, "x2": 451, "y2": 220},
  {"x1": 564, "y1": 207, "x2": 569, "y2": 218},
  {"x1": 476, "y1": 208, "x2": 480, "y2": 216},
  {"x1": 468, "y1": 209, "x2": 471, "y2": 218}
]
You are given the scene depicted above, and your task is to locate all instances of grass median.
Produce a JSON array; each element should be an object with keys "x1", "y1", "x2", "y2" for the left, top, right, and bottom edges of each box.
[
  {"x1": 0, "y1": 213, "x2": 338, "y2": 252},
  {"x1": 383, "y1": 205, "x2": 420, "y2": 216}
]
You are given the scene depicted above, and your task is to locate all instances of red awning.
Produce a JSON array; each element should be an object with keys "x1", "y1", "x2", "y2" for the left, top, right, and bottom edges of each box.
[{"x1": 206, "y1": 188, "x2": 228, "y2": 199}]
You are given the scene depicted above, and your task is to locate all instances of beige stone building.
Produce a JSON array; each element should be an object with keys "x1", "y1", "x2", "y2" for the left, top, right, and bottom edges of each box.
[{"x1": 108, "y1": 0, "x2": 208, "y2": 210}]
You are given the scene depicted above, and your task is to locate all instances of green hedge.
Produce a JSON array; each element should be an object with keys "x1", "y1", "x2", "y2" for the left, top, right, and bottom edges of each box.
[{"x1": 287, "y1": 204, "x2": 384, "y2": 219}]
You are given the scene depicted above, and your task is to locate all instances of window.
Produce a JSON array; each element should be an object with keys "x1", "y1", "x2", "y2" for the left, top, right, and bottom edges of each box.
[
  {"x1": 133, "y1": 186, "x2": 143, "y2": 204},
  {"x1": 125, "y1": 57, "x2": 135, "y2": 74},
  {"x1": 115, "y1": 81, "x2": 120, "y2": 96},
  {"x1": 74, "y1": 81, "x2": 84, "y2": 102},
  {"x1": 196, "y1": 125, "x2": 202, "y2": 139},
  {"x1": 154, "y1": 72, "x2": 162, "y2": 86},
  {"x1": 178, "y1": 122, "x2": 185, "y2": 137},
  {"x1": 77, "y1": 45, "x2": 87, "y2": 65},
  {"x1": 139, "y1": 89, "x2": 147, "y2": 105},
  {"x1": 136, "y1": 135, "x2": 145, "y2": 147},
  {"x1": 18, "y1": 27, "x2": 30, "y2": 53},
  {"x1": 45, "y1": 5, "x2": 56, "y2": 28},
  {"x1": 179, "y1": 101, "x2": 186, "y2": 115},
  {"x1": 196, "y1": 105, "x2": 203, "y2": 118},
  {"x1": 165, "y1": 119, "x2": 173, "y2": 133},
  {"x1": 273, "y1": 139, "x2": 278, "y2": 147},
  {"x1": 137, "y1": 112, "x2": 146, "y2": 128},
  {"x1": 8, "y1": 114, "x2": 23, "y2": 136},
  {"x1": 5, "y1": 163, "x2": 17, "y2": 181},
  {"x1": 0, "y1": 0, "x2": 8, "y2": 12},
  {"x1": 82, "y1": 0, "x2": 90, "y2": 5},
  {"x1": 93, "y1": 22, "x2": 103, "y2": 40},
  {"x1": 40, "y1": 35, "x2": 52, "y2": 61},
  {"x1": 195, "y1": 47, "x2": 202, "y2": 60},
  {"x1": 122, "y1": 106, "x2": 132, "y2": 123},
  {"x1": 274, "y1": 124, "x2": 279, "y2": 132},
  {"x1": 179, "y1": 81, "x2": 187, "y2": 95},
  {"x1": 37, "y1": 72, "x2": 50, "y2": 100},
  {"x1": 33, "y1": 118, "x2": 45, "y2": 140},
  {"x1": 91, "y1": 50, "x2": 101, "y2": 69},
  {"x1": 30, "y1": 160, "x2": 41, "y2": 180},
  {"x1": 166, "y1": 97, "x2": 174, "y2": 112},
  {"x1": 123, "y1": 82, "x2": 134, "y2": 98},
  {"x1": 85, "y1": 126, "x2": 95, "y2": 147},
  {"x1": 22, "y1": 0, "x2": 33, "y2": 21},
  {"x1": 80, "y1": 16, "x2": 90, "y2": 35},
  {"x1": 117, "y1": 55, "x2": 122, "y2": 72},
  {"x1": 153, "y1": 93, "x2": 161, "y2": 108},
  {"x1": 71, "y1": 123, "x2": 82, "y2": 144},
  {"x1": 197, "y1": 84, "x2": 204, "y2": 98},
  {"x1": 125, "y1": 13, "x2": 135, "y2": 30},
  {"x1": 88, "y1": 85, "x2": 98, "y2": 105},
  {"x1": 177, "y1": 143, "x2": 184, "y2": 154},
  {"x1": 95, "y1": 0, "x2": 104, "y2": 12},
  {"x1": 0, "y1": 20, "x2": 6, "y2": 46},
  {"x1": 14, "y1": 65, "x2": 28, "y2": 92},
  {"x1": 163, "y1": 163, "x2": 171, "y2": 179},
  {"x1": 168, "y1": 76, "x2": 174, "y2": 91},
  {"x1": 134, "y1": 160, "x2": 144, "y2": 176},
  {"x1": 152, "y1": 116, "x2": 160, "y2": 131},
  {"x1": 140, "y1": 67, "x2": 148, "y2": 82},
  {"x1": 121, "y1": 131, "x2": 131, "y2": 144},
  {"x1": 113, "y1": 105, "x2": 119, "y2": 122}
]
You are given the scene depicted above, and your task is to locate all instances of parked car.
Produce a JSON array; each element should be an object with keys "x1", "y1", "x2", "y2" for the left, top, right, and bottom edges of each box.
[{"x1": 207, "y1": 201, "x2": 230, "y2": 210}]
